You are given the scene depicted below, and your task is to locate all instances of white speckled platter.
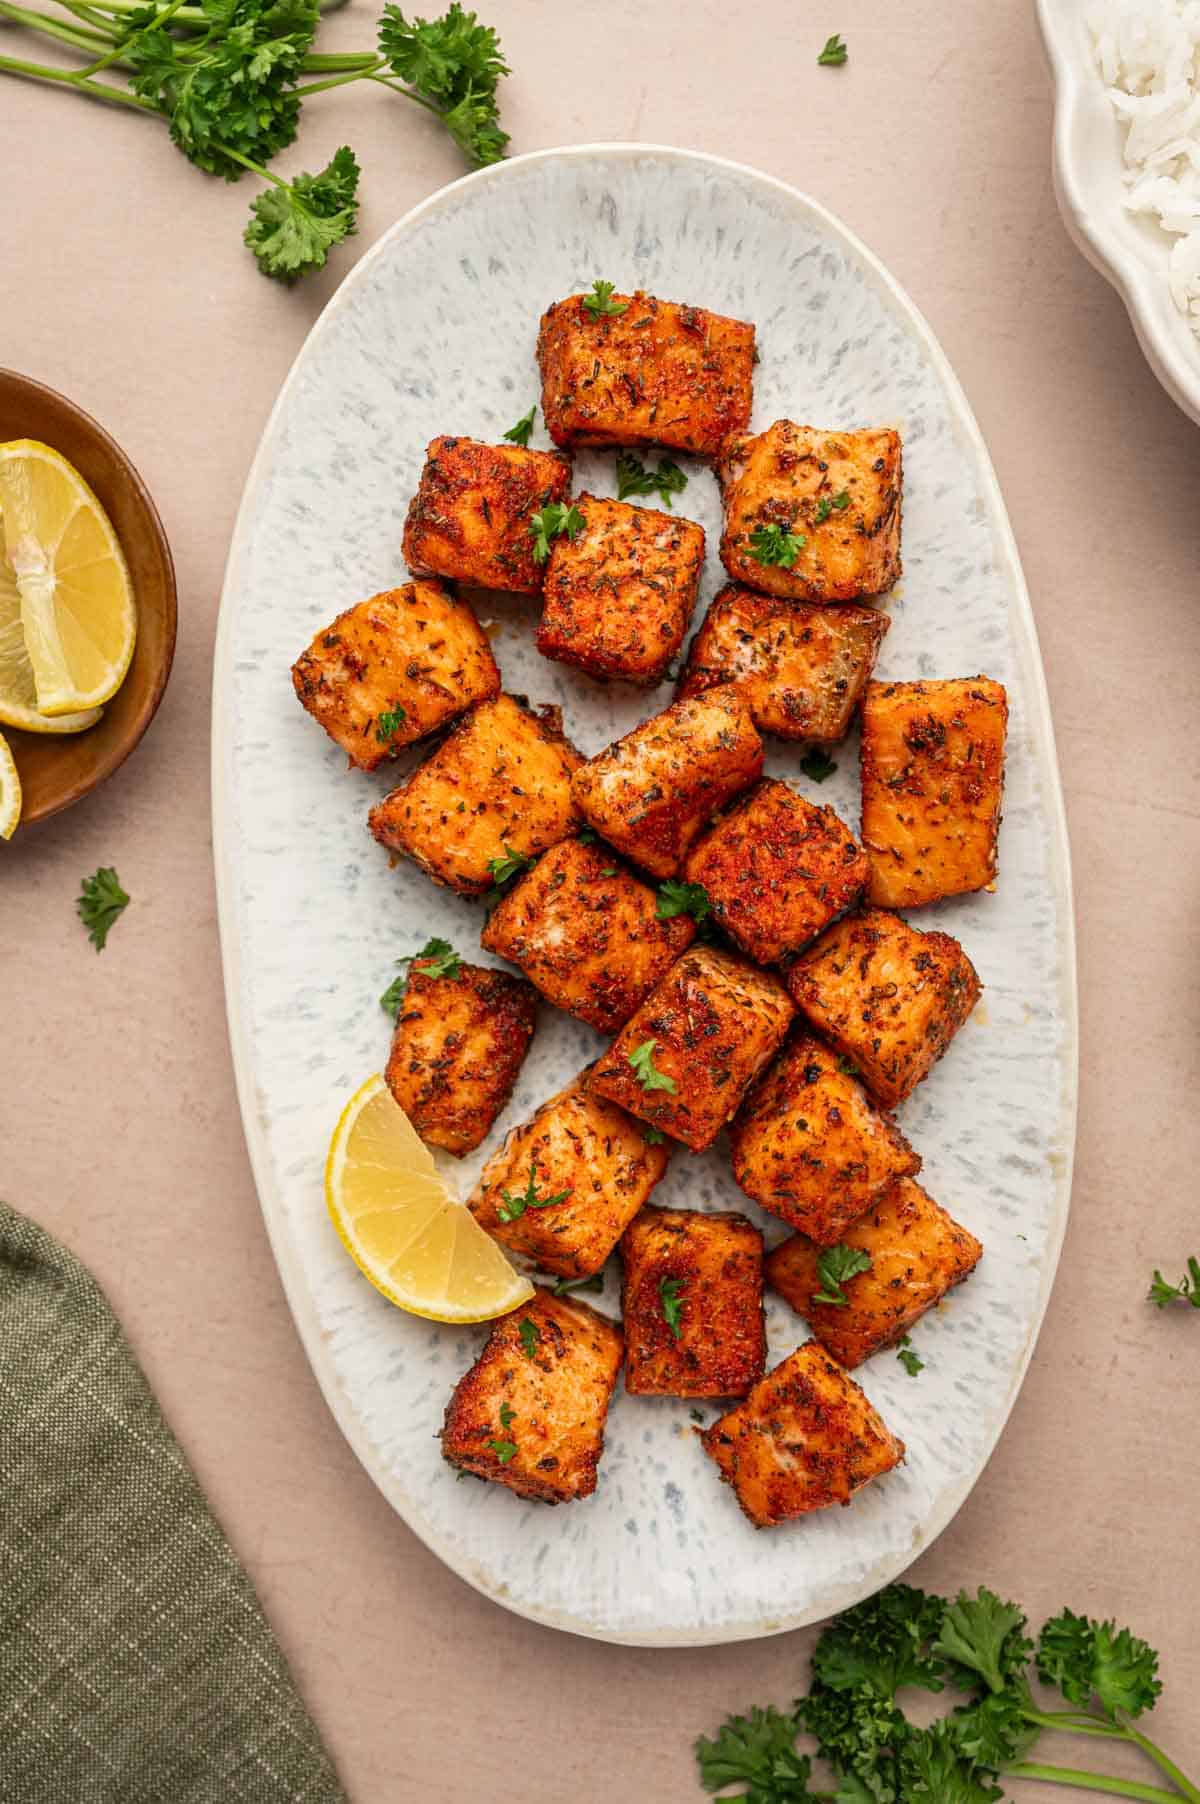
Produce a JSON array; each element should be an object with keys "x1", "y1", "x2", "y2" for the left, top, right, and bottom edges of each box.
[{"x1": 212, "y1": 145, "x2": 1077, "y2": 1646}]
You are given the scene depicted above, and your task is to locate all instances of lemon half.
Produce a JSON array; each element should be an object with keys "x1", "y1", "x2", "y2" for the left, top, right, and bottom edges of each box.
[
  {"x1": 0, "y1": 514, "x2": 103, "y2": 734},
  {"x1": 325, "y1": 1075, "x2": 534, "y2": 1323},
  {"x1": 0, "y1": 440, "x2": 134, "y2": 716}
]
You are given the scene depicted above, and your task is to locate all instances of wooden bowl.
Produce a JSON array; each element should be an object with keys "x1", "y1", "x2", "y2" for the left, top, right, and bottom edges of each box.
[{"x1": 0, "y1": 370, "x2": 177, "y2": 825}]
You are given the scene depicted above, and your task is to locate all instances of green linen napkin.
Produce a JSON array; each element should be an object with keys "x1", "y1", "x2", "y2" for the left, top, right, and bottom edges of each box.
[{"x1": 0, "y1": 1200, "x2": 347, "y2": 1804}]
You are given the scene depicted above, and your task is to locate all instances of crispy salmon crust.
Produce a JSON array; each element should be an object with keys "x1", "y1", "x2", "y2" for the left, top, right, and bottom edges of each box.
[
  {"x1": 620, "y1": 1205, "x2": 765, "y2": 1398},
  {"x1": 701, "y1": 1340, "x2": 905, "y2": 1526},
  {"x1": 291, "y1": 581, "x2": 500, "y2": 771},
  {"x1": 765, "y1": 1177, "x2": 983, "y2": 1367},
  {"x1": 537, "y1": 290, "x2": 755, "y2": 458},
  {"x1": 440, "y1": 1288, "x2": 623, "y2": 1503},
  {"x1": 718, "y1": 421, "x2": 902, "y2": 603},
  {"x1": 384, "y1": 957, "x2": 537, "y2": 1156},
  {"x1": 402, "y1": 435, "x2": 572, "y2": 595},
  {"x1": 787, "y1": 908, "x2": 981, "y2": 1108}
]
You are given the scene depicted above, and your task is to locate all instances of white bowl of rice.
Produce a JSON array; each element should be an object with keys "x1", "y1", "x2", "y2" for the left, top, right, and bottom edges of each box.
[{"x1": 1038, "y1": 0, "x2": 1200, "y2": 424}]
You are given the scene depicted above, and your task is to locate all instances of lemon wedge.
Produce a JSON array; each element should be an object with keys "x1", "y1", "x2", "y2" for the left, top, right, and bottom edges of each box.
[
  {"x1": 0, "y1": 440, "x2": 135, "y2": 716},
  {"x1": 0, "y1": 728, "x2": 22, "y2": 839},
  {"x1": 0, "y1": 513, "x2": 103, "y2": 734},
  {"x1": 325, "y1": 1074, "x2": 535, "y2": 1323}
]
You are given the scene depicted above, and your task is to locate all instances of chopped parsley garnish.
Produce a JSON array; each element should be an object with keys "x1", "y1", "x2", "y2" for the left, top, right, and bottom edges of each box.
[
  {"x1": 488, "y1": 1438, "x2": 517, "y2": 1463},
  {"x1": 503, "y1": 404, "x2": 537, "y2": 446},
  {"x1": 615, "y1": 451, "x2": 688, "y2": 510},
  {"x1": 800, "y1": 747, "x2": 838, "y2": 783},
  {"x1": 77, "y1": 866, "x2": 130, "y2": 952},
  {"x1": 581, "y1": 278, "x2": 628, "y2": 319},
  {"x1": 577, "y1": 825, "x2": 599, "y2": 844},
  {"x1": 747, "y1": 522, "x2": 805, "y2": 568},
  {"x1": 529, "y1": 501, "x2": 585, "y2": 563},
  {"x1": 486, "y1": 846, "x2": 533, "y2": 893},
  {"x1": 496, "y1": 1163, "x2": 572, "y2": 1222},
  {"x1": 656, "y1": 879, "x2": 711, "y2": 925},
  {"x1": 380, "y1": 937, "x2": 461, "y2": 1016},
  {"x1": 628, "y1": 1039, "x2": 677, "y2": 1094},
  {"x1": 897, "y1": 1334, "x2": 925, "y2": 1376},
  {"x1": 499, "y1": 1401, "x2": 515, "y2": 1427},
  {"x1": 518, "y1": 1316, "x2": 540, "y2": 1359},
  {"x1": 1148, "y1": 1255, "x2": 1200, "y2": 1310},
  {"x1": 817, "y1": 32, "x2": 848, "y2": 65},
  {"x1": 552, "y1": 1271, "x2": 605, "y2": 1296},
  {"x1": 814, "y1": 489, "x2": 850, "y2": 522},
  {"x1": 642, "y1": 1125, "x2": 667, "y2": 1147},
  {"x1": 811, "y1": 1242, "x2": 872, "y2": 1307},
  {"x1": 689, "y1": 1406, "x2": 705, "y2": 1424},
  {"x1": 375, "y1": 704, "x2": 407, "y2": 744},
  {"x1": 836, "y1": 1054, "x2": 860, "y2": 1076},
  {"x1": 659, "y1": 1276, "x2": 686, "y2": 1340}
]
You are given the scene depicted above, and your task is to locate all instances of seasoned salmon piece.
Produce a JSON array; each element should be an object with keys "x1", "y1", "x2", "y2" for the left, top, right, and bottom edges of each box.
[
  {"x1": 537, "y1": 288, "x2": 755, "y2": 458},
  {"x1": 589, "y1": 946, "x2": 794, "y2": 1151},
  {"x1": 676, "y1": 584, "x2": 889, "y2": 742},
  {"x1": 765, "y1": 1177, "x2": 983, "y2": 1367},
  {"x1": 536, "y1": 493, "x2": 704, "y2": 685},
  {"x1": 481, "y1": 836, "x2": 695, "y2": 1035},
  {"x1": 384, "y1": 954, "x2": 536, "y2": 1156},
  {"x1": 682, "y1": 778, "x2": 867, "y2": 965},
  {"x1": 620, "y1": 1205, "x2": 765, "y2": 1398},
  {"x1": 440, "y1": 1288, "x2": 623, "y2": 1503},
  {"x1": 860, "y1": 677, "x2": 1009, "y2": 907},
  {"x1": 369, "y1": 694, "x2": 583, "y2": 897},
  {"x1": 468, "y1": 1073, "x2": 670, "y2": 1279},
  {"x1": 571, "y1": 691, "x2": 763, "y2": 879},
  {"x1": 787, "y1": 908, "x2": 981, "y2": 1107},
  {"x1": 291, "y1": 581, "x2": 500, "y2": 771},
  {"x1": 718, "y1": 421, "x2": 902, "y2": 603},
  {"x1": 730, "y1": 1037, "x2": 920, "y2": 1243},
  {"x1": 701, "y1": 1340, "x2": 905, "y2": 1526},
  {"x1": 402, "y1": 435, "x2": 572, "y2": 595}
]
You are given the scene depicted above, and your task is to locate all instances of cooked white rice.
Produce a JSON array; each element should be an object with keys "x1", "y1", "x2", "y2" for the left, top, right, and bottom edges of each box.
[{"x1": 1089, "y1": 0, "x2": 1200, "y2": 336}]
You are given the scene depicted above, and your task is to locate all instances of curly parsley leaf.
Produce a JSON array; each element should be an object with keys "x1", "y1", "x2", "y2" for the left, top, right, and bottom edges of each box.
[
  {"x1": 1037, "y1": 1609, "x2": 1162, "y2": 1720},
  {"x1": 503, "y1": 404, "x2": 536, "y2": 446},
  {"x1": 748, "y1": 522, "x2": 805, "y2": 568},
  {"x1": 812, "y1": 1243, "x2": 872, "y2": 1308},
  {"x1": 529, "y1": 501, "x2": 584, "y2": 562},
  {"x1": 642, "y1": 1125, "x2": 667, "y2": 1146},
  {"x1": 818, "y1": 32, "x2": 848, "y2": 66},
  {"x1": 244, "y1": 144, "x2": 360, "y2": 283},
  {"x1": 615, "y1": 451, "x2": 688, "y2": 510},
  {"x1": 378, "y1": 2, "x2": 510, "y2": 166},
  {"x1": 656, "y1": 878, "x2": 711, "y2": 925},
  {"x1": 932, "y1": 1589, "x2": 1032, "y2": 1697},
  {"x1": 800, "y1": 747, "x2": 838, "y2": 783},
  {"x1": 627, "y1": 1038, "x2": 676, "y2": 1094},
  {"x1": 1148, "y1": 1255, "x2": 1200, "y2": 1309},
  {"x1": 486, "y1": 845, "x2": 533, "y2": 895},
  {"x1": 77, "y1": 866, "x2": 130, "y2": 952},
  {"x1": 496, "y1": 1162, "x2": 571, "y2": 1223},
  {"x1": 812, "y1": 1584, "x2": 948, "y2": 1700},
  {"x1": 896, "y1": 1335, "x2": 924, "y2": 1377},
  {"x1": 581, "y1": 278, "x2": 628, "y2": 319},
  {"x1": 380, "y1": 936, "x2": 461, "y2": 1015},
  {"x1": 659, "y1": 1276, "x2": 686, "y2": 1340},
  {"x1": 695, "y1": 1704, "x2": 820, "y2": 1801},
  {"x1": 898, "y1": 1722, "x2": 999, "y2": 1804}
]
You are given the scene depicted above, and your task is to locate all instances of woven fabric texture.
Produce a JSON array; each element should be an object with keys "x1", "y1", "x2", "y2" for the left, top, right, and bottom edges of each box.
[{"x1": 0, "y1": 1200, "x2": 347, "y2": 1804}]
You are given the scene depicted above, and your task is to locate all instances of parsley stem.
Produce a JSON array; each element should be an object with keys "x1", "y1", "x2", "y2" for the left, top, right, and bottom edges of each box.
[
  {"x1": 212, "y1": 141, "x2": 290, "y2": 188},
  {"x1": 1005, "y1": 1763, "x2": 1181, "y2": 1802},
  {"x1": 1022, "y1": 1710, "x2": 1200, "y2": 1799},
  {"x1": 301, "y1": 50, "x2": 382, "y2": 71},
  {"x1": 1119, "y1": 1720, "x2": 1200, "y2": 1804},
  {"x1": 0, "y1": 0, "x2": 112, "y2": 51},
  {"x1": 0, "y1": 47, "x2": 154, "y2": 104},
  {"x1": 75, "y1": 0, "x2": 184, "y2": 75},
  {"x1": 292, "y1": 60, "x2": 385, "y2": 97}
]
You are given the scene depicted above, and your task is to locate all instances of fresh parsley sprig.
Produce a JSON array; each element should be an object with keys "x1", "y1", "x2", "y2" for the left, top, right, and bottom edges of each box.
[
  {"x1": 496, "y1": 1163, "x2": 571, "y2": 1223},
  {"x1": 529, "y1": 501, "x2": 584, "y2": 563},
  {"x1": 656, "y1": 879, "x2": 711, "y2": 926},
  {"x1": 811, "y1": 1243, "x2": 871, "y2": 1307},
  {"x1": 817, "y1": 32, "x2": 848, "y2": 66},
  {"x1": 1148, "y1": 1255, "x2": 1200, "y2": 1310},
  {"x1": 485, "y1": 845, "x2": 533, "y2": 899},
  {"x1": 380, "y1": 936, "x2": 461, "y2": 1016},
  {"x1": 581, "y1": 278, "x2": 628, "y2": 318},
  {"x1": 748, "y1": 523, "x2": 805, "y2": 568},
  {"x1": 503, "y1": 405, "x2": 537, "y2": 446},
  {"x1": 896, "y1": 1334, "x2": 924, "y2": 1376},
  {"x1": 77, "y1": 866, "x2": 130, "y2": 952},
  {"x1": 659, "y1": 1276, "x2": 686, "y2": 1340},
  {"x1": 615, "y1": 451, "x2": 688, "y2": 510},
  {"x1": 627, "y1": 1038, "x2": 676, "y2": 1094},
  {"x1": 697, "y1": 1582, "x2": 1194, "y2": 1804},
  {"x1": 375, "y1": 701, "x2": 408, "y2": 744},
  {"x1": 814, "y1": 489, "x2": 851, "y2": 522}
]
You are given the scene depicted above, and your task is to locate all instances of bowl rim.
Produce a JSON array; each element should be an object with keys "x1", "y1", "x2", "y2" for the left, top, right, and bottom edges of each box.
[
  {"x1": 0, "y1": 366, "x2": 178, "y2": 824},
  {"x1": 1035, "y1": 0, "x2": 1200, "y2": 428}
]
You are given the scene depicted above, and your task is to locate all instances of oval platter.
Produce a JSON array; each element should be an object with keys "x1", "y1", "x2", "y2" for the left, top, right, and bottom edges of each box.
[{"x1": 212, "y1": 144, "x2": 1078, "y2": 1646}]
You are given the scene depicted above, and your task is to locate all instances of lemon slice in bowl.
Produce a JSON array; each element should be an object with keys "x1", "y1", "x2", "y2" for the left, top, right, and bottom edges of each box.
[
  {"x1": 0, "y1": 515, "x2": 102, "y2": 734},
  {"x1": 325, "y1": 1074, "x2": 535, "y2": 1323},
  {"x1": 0, "y1": 728, "x2": 22, "y2": 838},
  {"x1": 0, "y1": 440, "x2": 135, "y2": 716}
]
